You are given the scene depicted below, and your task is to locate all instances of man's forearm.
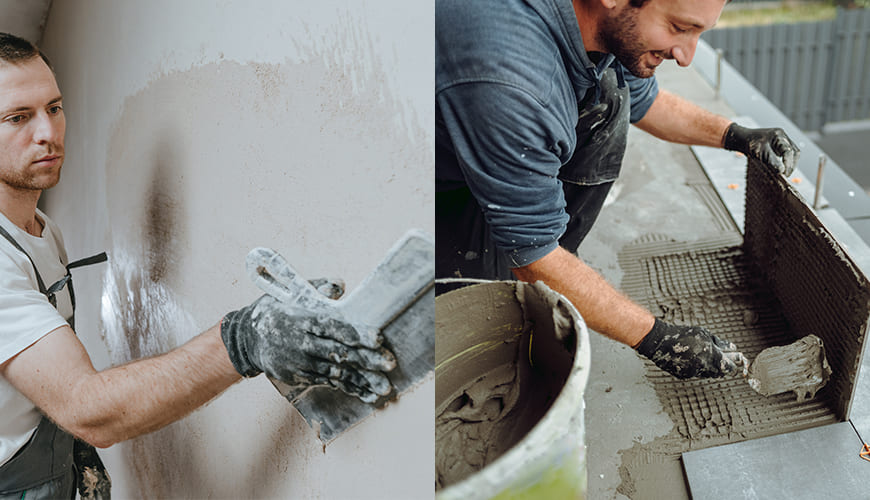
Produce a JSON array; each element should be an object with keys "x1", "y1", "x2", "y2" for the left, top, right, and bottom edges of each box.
[
  {"x1": 3, "y1": 324, "x2": 241, "y2": 448},
  {"x1": 512, "y1": 246, "x2": 654, "y2": 347},
  {"x1": 75, "y1": 324, "x2": 241, "y2": 447},
  {"x1": 635, "y1": 89, "x2": 731, "y2": 147}
]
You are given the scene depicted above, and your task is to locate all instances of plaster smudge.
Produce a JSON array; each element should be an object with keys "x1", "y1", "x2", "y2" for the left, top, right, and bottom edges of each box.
[{"x1": 99, "y1": 36, "x2": 431, "y2": 500}]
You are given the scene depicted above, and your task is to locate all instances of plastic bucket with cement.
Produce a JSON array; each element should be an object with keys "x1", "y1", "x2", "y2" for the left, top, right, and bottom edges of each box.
[{"x1": 435, "y1": 280, "x2": 590, "y2": 500}]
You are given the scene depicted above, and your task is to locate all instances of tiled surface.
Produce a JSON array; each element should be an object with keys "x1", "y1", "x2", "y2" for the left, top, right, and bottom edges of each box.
[
  {"x1": 585, "y1": 43, "x2": 870, "y2": 498},
  {"x1": 683, "y1": 422, "x2": 868, "y2": 499}
]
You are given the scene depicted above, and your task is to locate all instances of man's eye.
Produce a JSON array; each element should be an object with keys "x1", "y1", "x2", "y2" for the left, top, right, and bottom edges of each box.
[
  {"x1": 7, "y1": 115, "x2": 25, "y2": 123},
  {"x1": 49, "y1": 105, "x2": 63, "y2": 114},
  {"x1": 673, "y1": 24, "x2": 688, "y2": 34}
]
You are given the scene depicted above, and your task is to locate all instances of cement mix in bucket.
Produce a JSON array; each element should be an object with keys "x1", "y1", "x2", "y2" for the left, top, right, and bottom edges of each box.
[{"x1": 435, "y1": 280, "x2": 588, "y2": 498}]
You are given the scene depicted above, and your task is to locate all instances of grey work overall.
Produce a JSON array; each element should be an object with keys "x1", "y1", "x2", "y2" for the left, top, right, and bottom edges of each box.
[
  {"x1": 436, "y1": 67, "x2": 630, "y2": 282},
  {"x1": 0, "y1": 224, "x2": 109, "y2": 499}
]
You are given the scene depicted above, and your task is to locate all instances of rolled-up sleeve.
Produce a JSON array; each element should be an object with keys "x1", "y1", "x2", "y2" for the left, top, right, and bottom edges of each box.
[{"x1": 437, "y1": 81, "x2": 572, "y2": 267}]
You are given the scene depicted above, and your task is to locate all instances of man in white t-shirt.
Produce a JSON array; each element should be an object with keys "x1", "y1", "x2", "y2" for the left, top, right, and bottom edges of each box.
[{"x1": 0, "y1": 32, "x2": 397, "y2": 498}]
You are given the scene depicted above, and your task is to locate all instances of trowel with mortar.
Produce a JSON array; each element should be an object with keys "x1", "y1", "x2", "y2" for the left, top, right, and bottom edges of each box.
[
  {"x1": 708, "y1": 330, "x2": 830, "y2": 402},
  {"x1": 744, "y1": 334, "x2": 832, "y2": 402},
  {"x1": 246, "y1": 229, "x2": 434, "y2": 444}
]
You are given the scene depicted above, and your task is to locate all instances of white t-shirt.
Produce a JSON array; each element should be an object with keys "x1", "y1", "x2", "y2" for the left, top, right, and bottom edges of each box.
[{"x1": 0, "y1": 209, "x2": 72, "y2": 466}]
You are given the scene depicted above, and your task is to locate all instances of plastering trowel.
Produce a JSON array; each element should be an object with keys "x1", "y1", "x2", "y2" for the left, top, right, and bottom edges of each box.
[
  {"x1": 745, "y1": 335, "x2": 832, "y2": 402},
  {"x1": 246, "y1": 229, "x2": 434, "y2": 444}
]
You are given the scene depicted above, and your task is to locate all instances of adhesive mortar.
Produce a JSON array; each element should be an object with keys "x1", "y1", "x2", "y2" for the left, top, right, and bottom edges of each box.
[{"x1": 435, "y1": 281, "x2": 590, "y2": 500}]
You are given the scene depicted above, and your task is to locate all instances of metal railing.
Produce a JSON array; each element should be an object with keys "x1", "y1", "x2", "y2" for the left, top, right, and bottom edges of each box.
[{"x1": 702, "y1": 7, "x2": 870, "y2": 131}]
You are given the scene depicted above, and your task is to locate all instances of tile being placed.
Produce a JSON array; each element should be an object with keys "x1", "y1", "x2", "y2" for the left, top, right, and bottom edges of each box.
[
  {"x1": 691, "y1": 117, "x2": 826, "y2": 236},
  {"x1": 683, "y1": 422, "x2": 868, "y2": 500}
]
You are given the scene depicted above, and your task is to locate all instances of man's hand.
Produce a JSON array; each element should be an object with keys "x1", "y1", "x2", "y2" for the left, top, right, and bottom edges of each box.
[
  {"x1": 723, "y1": 122, "x2": 800, "y2": 177},
  {"x1": 634, "y1": 319, "x2": 748, "y2": 379},
  {"x1": 221, "y1": 294, "x2": 397, "y2": 403}
]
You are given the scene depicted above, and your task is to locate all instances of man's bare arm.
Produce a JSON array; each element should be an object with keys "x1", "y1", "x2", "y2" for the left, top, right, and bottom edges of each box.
[
  {"x1": 635, "y1": 89, "x2": 800, "y2": 175},
  {"x1": 634, "y1": 89, "x2": 731, "y2": 147},
  {"x1": 512, "y1": 245, "x2": 653, "y2": 347},
  {"x1": 1, "y1": 324, "x2": 240, "y2": 448}
]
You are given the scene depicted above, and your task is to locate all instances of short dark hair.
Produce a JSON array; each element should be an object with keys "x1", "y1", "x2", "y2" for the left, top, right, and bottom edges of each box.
[{"x1": 0, "y1": 32, "x2": 52, "y2": 69}]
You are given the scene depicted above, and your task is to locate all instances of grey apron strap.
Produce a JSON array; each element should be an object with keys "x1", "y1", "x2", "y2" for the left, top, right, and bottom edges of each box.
[
  {"x1": 557, "y1": 67, "x2": 630, "y2": 252},
  {"x1": 0, "y1": 225, "x2": 50, "y2": 298},
  {"x1": 0, "y1": 224, "x2": 109, "y2": 497},
  {"x1": 435, "y1": 67, "x2": 631, "y2": 288}
]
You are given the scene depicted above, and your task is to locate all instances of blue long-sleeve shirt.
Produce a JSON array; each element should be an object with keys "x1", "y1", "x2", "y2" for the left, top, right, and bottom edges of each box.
[{"x1": 436, "y1": 0, "x2": 659, "y2": 267}]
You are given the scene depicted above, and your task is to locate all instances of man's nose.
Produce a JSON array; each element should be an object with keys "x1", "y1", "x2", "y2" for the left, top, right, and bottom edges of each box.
[
  {"x1": 32, "y1": 113, "x2": 62, "y2": 145},
  {"x1": 671, "y1": 35, "x2": 700, "y2": 67}
]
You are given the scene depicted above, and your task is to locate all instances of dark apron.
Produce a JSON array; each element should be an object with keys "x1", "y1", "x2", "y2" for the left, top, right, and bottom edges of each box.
[
  {"x1": 0, "y1": 224, "x2": 110, "y2": 499},
  {"x1": 436, "y1": 67, "x2": 631, "y2": 284}
]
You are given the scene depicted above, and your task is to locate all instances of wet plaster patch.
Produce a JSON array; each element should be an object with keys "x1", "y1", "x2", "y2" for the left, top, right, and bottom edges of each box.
[
  {"x1": 434, "y1": 281, "x2": 576, "y2": 492},
  {"x1": 99, "y1": 38, "x2": 432, "y2": 499}
]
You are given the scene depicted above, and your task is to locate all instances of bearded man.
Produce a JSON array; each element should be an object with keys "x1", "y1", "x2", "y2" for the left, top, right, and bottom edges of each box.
[{"x1": 435, "y1": 0, "x2": 800, "y2": 379}]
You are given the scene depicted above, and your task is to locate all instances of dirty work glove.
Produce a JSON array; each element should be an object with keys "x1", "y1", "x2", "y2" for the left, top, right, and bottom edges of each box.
[
  {"x1": 221, "y1": 294, "x2": 397, "y2": 404},
  {"x1": 723, "y1": 122, "x2": 800, "y2": 177},
  {"x1": 74, "y1": 439, "x2": 111, "y2": 499},
  {"x1": 634, "y1": 319, "x2": 748, "y2": 379}
]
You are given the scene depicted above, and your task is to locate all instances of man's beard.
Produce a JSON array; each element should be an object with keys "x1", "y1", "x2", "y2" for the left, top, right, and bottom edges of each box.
[
  {"x1": 0, "y1": 169, "x2": 61, "y2": 191},
  {"x1": 0, "y1": 153, "x2": 63, "y2": 192},
  {"x1": 597, "y1": 6, "x2": 660, "y2": 78}
]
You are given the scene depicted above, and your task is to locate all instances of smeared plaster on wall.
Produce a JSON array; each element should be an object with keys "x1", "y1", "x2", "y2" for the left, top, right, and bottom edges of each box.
[{"x1": 94, "y1": 21, "x2": 432, "y2": 500}]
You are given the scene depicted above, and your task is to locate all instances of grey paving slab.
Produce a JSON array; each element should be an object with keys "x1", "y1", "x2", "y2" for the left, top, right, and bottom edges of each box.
[
  {"x1": 815, "y1": 128, "x2": 870, "y2": 195},
  {"x1": 840, "y1": 216, "x2": 870, "y2": 250},
  {"x1": 689, "y1": 145, "x2": 746, "y2": 233},
  {"x1": 694, "y1": 40, "x2": 870, "y2": 222},
  {"x1": 852, "y1": 355, "x2": 870, "y2": 445},
  {"x1": 683, "y1": 422, "x2": 869, "y2": 500}
]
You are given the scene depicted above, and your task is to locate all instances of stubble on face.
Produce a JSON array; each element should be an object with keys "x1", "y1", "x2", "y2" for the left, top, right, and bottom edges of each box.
[
  {"x1": 597, "y1": 5, "x2": 664, "y2": 78},
  {"x1": 0, "y1": 146, "x2": 64, "y2": 191}
]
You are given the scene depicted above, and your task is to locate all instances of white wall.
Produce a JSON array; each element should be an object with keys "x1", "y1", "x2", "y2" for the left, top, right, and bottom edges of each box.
[{"x1": 38, "y1": 1, "x2": 433, "y2": 498}]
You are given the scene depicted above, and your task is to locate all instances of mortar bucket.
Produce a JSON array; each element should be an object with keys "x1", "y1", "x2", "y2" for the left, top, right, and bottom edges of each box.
[{"x1": 435, "y1": 280, "x2": 590, "y2": 500}]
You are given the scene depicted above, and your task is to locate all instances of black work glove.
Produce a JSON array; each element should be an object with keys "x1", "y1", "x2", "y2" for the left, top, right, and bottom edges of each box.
[
  {"x1": 723, "y1": 122, "x2": 800, "y2": 177},
  {"x1": 221, "y1": 292, "x2": 397, "y2": 404},
  {"x1": 635, "y1": 319, "x2": 748, "y2": 379}
]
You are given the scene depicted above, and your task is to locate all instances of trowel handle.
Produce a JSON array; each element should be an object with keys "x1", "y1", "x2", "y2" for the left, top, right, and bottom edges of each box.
[{"x1": 245, "y1": 247, "x2": 334, "y2": 314}]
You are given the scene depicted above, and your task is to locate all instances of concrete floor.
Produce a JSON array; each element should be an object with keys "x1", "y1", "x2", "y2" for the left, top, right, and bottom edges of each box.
[{"x1": 581, "y1": 59, "x2": 769, "y2": 499}]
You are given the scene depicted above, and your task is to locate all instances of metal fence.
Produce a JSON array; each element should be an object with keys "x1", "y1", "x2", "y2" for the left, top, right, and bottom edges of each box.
[{"x1": 702, "y1": 8, "x2": 870, "y2": 131}]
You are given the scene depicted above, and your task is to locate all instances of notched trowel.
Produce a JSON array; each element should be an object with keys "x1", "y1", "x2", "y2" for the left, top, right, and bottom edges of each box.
[
  {"x1": 246, "y1": 229, "x2": 434, "y2": 444},
  {"x1": 746, "y1": 334, "x2": 832, "y2": 402}
]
